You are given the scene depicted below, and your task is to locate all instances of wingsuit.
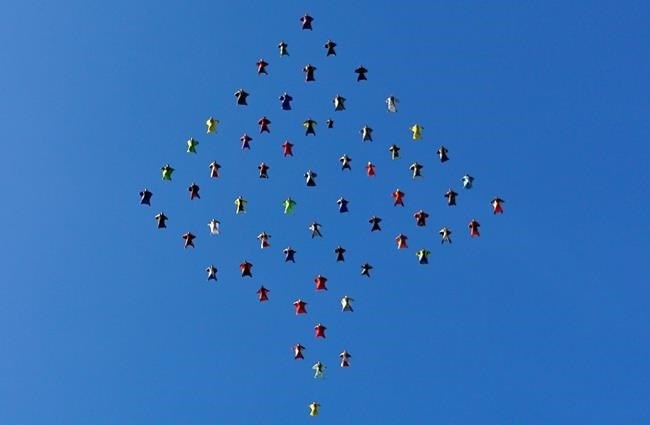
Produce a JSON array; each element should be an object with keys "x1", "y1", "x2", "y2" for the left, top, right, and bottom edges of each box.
[
  {"x1": 155, "y1": 212, "x2": 167, "y2": 228},
  {"x1": 283, "y1": 246, "x2": 296, "y2": 262},
  {"x1": 209, "y1": 161, "x2": 221, "y2": 178},
  {"x1": 139, "y1": 189, "x2": 152, "y2": 205},
  {"x1": 282, "y1": 140, "x2": 294, "y2": 157},
  {"x1": 491, "y1": 197, "x2": 505, "y2": 214},
  {"x1": 186, "y1": 138, "x2": 198, "y2": 153},
  {"x1": 206, "y1": 117, "x2": 218, "y2": 133}
]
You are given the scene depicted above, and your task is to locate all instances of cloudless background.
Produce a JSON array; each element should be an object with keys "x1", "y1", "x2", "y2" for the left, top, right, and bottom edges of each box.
[{"x1": 1, "y1": 1, "x2": 649, "y2": 424}]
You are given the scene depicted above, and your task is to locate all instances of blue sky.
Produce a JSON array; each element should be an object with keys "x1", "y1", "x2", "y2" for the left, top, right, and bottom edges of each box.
[{"x1": 1, "y1": 1, "x2": 649, "y2": 424}]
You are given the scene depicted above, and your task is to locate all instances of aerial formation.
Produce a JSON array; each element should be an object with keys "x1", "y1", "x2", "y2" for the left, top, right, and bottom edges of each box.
[{"x1": 138, "y1": 10, "x2": 507, "y2": 418}]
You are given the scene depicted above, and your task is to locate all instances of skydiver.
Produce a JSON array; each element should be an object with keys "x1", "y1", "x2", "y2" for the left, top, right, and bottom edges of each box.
[
  {"x1": 339, "y1": 154, "x2": 352, "y2": 170},
  {"x1": 234, "y1": 196, "x2": 247, "y2": 214},
  {"x1": 300, "y1": 13, "x2": 314, "y2": 30},
  {"x1": 293, "y1": 299, "x2": 308, "y2": 315},
  {"x1": 209, "y1": 161, "x2": 221, "y2": 178},
  {"x1": 360, "y1": 262, "x2": 373, "y2": 277},
  {"x1": 139, "y1": 188, "x2": 152, "y2": 205},
  {"x1": 462, "y1": 174, "x2": 474, "y2": 189},
  {"x1": 303, "y1": 118, "x2": 317, "y2": 135},
  {"x1": 312, "y1": 361, "x2": 326, "y2": 379},
  {"x1": 326, "y1": 118, "x2": 334, "y2": 128},
  {"x1": 386, "y1": 95, "x2": 399, "y2": 112},
  {"x1": 257, "y1": 232, "x2": 271, "y2": 249},
  {"x1": 336, "y1": 196, "x2": 349, "y2": 213},
  {"x1": 155, "y1": 212, "x2": 167, "y2": 229},
  {"x1": 439, "y1": 226, "x2": 452, "y2": 244},
  {"x1": 355, "y1": 65, "x2": 368, "y2": 81},
  {"x1": 369, "y1": 215, "x2": 382, "y2": 231},
  {"x1": 283, "y1": 246, "x2": 296, "y2": 263},
  {"x1": 468, "y1": 219, "x2": 481, "y2": 237},
  {"x1": 182, "y1": 232, "x2": 196, "y2": 248},
  {"x1": 258, "y1": 116, "x2": 271, "y2": 133},
  {"x1": 324, "y1": 39, "x2": 337, "y2": 56},
  {"x1": 333, "y1": 94, "x2": 346, "y2": 111},
  {"x1": 409, "y1": 162, "x2": 423, "y2": 178},
  {"x1": 234, "y1": 89, "x2": 249, "y2": 106},
  {"x1": 186, "y1": 137, "x2": 198, "y2": 153},
  {"x1": 161, "y1": 164, "x2": 174, "y2": 181},
  {"x1": 366, "y1": 161, "x2": 376, "y2": 176},
  {"x1": 256, "y1": 58, "x2": 268, "y2": 75},
  {"x1": 258, "y1": 162, "x2": 270, "y2": 178},
  {"x1": 309, "y1": 402, "x2": 320, "y2": 417},
  {"x1": 309, "y1": 221, "x2": 323, "y2": 238},
  {"x1": 410, "y1": 124, "x2": 423, "y2": 140},
  {"x1": 282, "y1": 140, "x2": 294, "y2": 157},
  {"x1": 283, "y1": 197, "x2": 296, "y2": 214},
  {"x1": 339, "y1": 350, "x2": 352, "y2": 367},
  {"x1": 277, "y1": 41, "x2": 289, "y2": 56},
  {"x1": 303, "y1": 64, "x2": 317, "y2": 82},
  {"x1": 414, "y1": 209, "x2": 429, "y2": 226},
  {"x1": 207, "y1": 219, "x2": 220, "y2": 235},
  {"x1": 388, "y1": 144, "x2": 401, "y2": 159},
  {"x1": 437, "y1": 145, "x2": 449, "y2": 162},
  {"x1": 206, "y1": 116, "x2": 218, "y2": 133},
  {"x1": 206, "y1": 265, "x2": 218, "y2": 281},
  {"x1": 305, "y1": 169, "x2": 317, "y2": 186},
  {"x1": 188, "y1": 182, "x2": 200, "y2": 200},
  {"x1": 279, "y1": 92, "x2": 293, "y2": 110},
  {"x1": 340, "y1": 296, "x2": 354, "y2": 312},
  {"x1": 395, "y1": 233, "x2": 408, "y2": 249},
  {"x1": 314, "y1": 323, "x2": 327, "y2": 338},
  {"x1": 334, "y1": 245, "x2": 346, "y2": 262},
  {"x1": 444, "y1": 189, "x2": 458, "y2": 206},
  {"x1": 240, "y1": 133, "x2": 252, "y2": 150},
  {"x1": 240, "y1": 260, "x2": 253, "y2": 277},
  {"x1": 314, "y1": 274, "x2": 328, "y2": 291},
  {"x1": 416, "y1": 249, "x2": 431, "y2": 264},
  {"x1": 293, "y1": 343, "x2": 306, "y2": 359},
  {"x1": 393, "y1": 189, "x2": 405, "y2": 206},
  {"x1": 257, "y1": 286, "x2": 269, "y2": 302},
  {"x1": 360, "y1": 124, "x2": 373, "y2": 142},
  {"x1": 491, "y1": 197, "x2": 505, "y2": 214}
]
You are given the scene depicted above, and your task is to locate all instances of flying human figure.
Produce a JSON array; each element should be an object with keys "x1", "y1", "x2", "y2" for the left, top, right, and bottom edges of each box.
[
  {"x1": 324, "y1": 39, "x2": 337, "y2": 56},
  {"x1": 257, "y1": 116, "x2": 271, "y2": 133},
  {"x1": 182, "y1": 232, "x2": 196, "y2": 248},
  {"x1": 314, "y1": 323, "x2": 327, "y2": 338},
  {"x1": 336, "y1": 197, "x2": 349, "y2": 213},
  {"x1": 293, "y1": 343, "x2": 306, "y2": 359},
  {"x1": 155, "y1": 212, "x2": 168, "y2": 229},
  {"x1": 360, "y1": 263, "x2": 373, "y2": 277},
  {"x1": 334, "y1": 245, "x2": 346, "y2": 262},
  {"x1": 240, "y1": 133, "x2": 252, "y2": 150},
  {"x1": 283, "y1": 197, "x2": 297, "y2": 214},
  {"x1": 308, "y1": 402, "x2": 320, "y2": 417},
  {"x1": 312, "y1": 361, "x2": 326, "y2": 379},
  {"x1": 206, "y1": 117, "x2": 219, "y2": 133},
  {"x1": 139, "y1": 189, "x2": 152, "y2": 206},
  {"x1": 188, "y1": 182, "x2": 200, "y2": 200},
  {"x1": 468, "y1": 219, "x2": 481, "y2": 237},
  {"x1": 437, "y1": 145, "x2": 449, "y2": 162},
  {"x1": 339, "y1": 350, "x2": 352, "y2": 367},
  {"x1": 369, "y1": 215, "x2": 382, "y2": 231},
  {"x1": 325, "y1": 118, "x2": 334, "y2": 128},
  {"x1": 257, "y1": 232, "x2": 271, "y2": 249},
  {"x1": 303, "y1": 118, "x2": 317, "y2": 136},
  {"x1": 462, "y1": 174, "x2": 475, "y2": 189},
  {"x1": 366, "y1": 162, "x2": 376, "y2": 176},
  {"x1": 161, "y1": 164, "x2": 174, "y2": 181},
  {"x1": 305, "y1": 169, "x2": 317, "y2": 186},
  {"x1": 339, "y1": 154, "x2": 352, "y2": 170},
  {"x1": 333, "y1": 94, "x2": 346, "y2": 111},
  {"x1": 256, "y1": 58, "x2": 268, "y2": 75},
  {"x1": 279, "y1": 92, "x2": 293, "y2": 110},
  {"x1": 293, "y1": 299, "x2": 308, "y2": 315},
  {"x1": 416, "y1": 249, "x2": 431, "y2": 264},
  {"x1": 309, "y1": 222, "x2": 322, "y2": 238},
  {"x1": 234, "y1": 89, "x2": 249, "y2": 106},
  {"x1": 278, "y1": 41, "x2": 289, "y2": 56},
  {"x1": 206, "y1": 265, "x2": 218, "y2": 281},
  {"x1": 414, "y1": 209, "x2": 429, "y2": 227},
  {"x1": 258, "y1": 162, "x2": 270, "y2": 178},
  {"x1": 283, "y1": 246, "x2": 296, "y2": 263},
  {"x1": 491, "y1": 197, "x2": 505, "y2": 214},
  {"x1": 314, "y1": 274, "x2": 328, "y2": 291},
  {"x1": 409, "y1": 162, "x2": 423, "y2": 178},
  {"x1": 240, "y1": 260, "x2": 253, "y2": 277},
  {"x1": 303, "y1": 64, "x2": 317, "y2": 82},
  {"x1": 354, "y1": 65, "x2": 368, "y2": 81},
  {"x1": 439, "y1": 226, "x2": 452, "y2": 244},
  {"x1": 360, "y1": 124, "x2": 373, "y2": 142},
  {"x1": 444, "y1": 189, "x2": 458, "y2": 206},
  {"x1": 386, "y1": 95, "x2": 399, "y2": 112},
  {"x1": 282, "y1": 140, "x2": 294, "y2": 157},
  {"x1": 410, "y1": 124, "x2": 424, "y2": 140},
  {"x1": 393, "y1": 189, "x2": 405, "y2": 206},
  {"x1": 209, "y1": 161, "x2": 221, "y2": 178},
  {"x1": 388, "y1": 144, "x2": 401, "y2": 159},
  {"x1": 207, "y1": 218, "x2": 220, "y2": 235},
  {"x1": 257, "y1": 286, "x2": 269, "y2": 302},
  {"x1": 300, "y1": 13, "x2": 314, "y2": 30},
  {"x1": 340, "y1": 295, "x2": 354, "y2": 312},
  {"x1": 234, "y1": 196, "x2": 247, "y2": 214},
  {"x1": 395, "y1": 233, "x2": 408, "y2": 249},
  {"x1": 186, "y1": 137, "x2": 198, "y2": 153}
]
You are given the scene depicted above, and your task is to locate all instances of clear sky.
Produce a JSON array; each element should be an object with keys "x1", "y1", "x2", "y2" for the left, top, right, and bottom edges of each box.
[{"x1": 1, "y1": 1, "x2": 649, "y2": 424}]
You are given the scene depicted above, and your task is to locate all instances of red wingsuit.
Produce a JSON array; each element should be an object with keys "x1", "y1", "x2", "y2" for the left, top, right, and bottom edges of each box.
[
  {"x1": 396, "y1": 234, "x2": 408, "y2": 249},
  {"x1": 366, "y1": 162, "x2": 376, "y2": 176},
  {"x1": 257, "y1": 286, "x2": 269, "y2": 302},
  {"x1": 393, "y1": 190, "x2": 405, "y2": 206},
  {"x1": 469, "y1": 219, "x2": 481, "y2": 237},
  {"x1": 314, "y1": 275, "x2": 328, "y2": 291},
  {"x1": 314, "y1": 323, "x2": 327, "y2": 338},
  {"x1": 240, "y1": 261, "x2": 253, "y2": 277},
  {"x1": 491, "y1": 198, "x2": 505, "y2": 214},
  {"x1": 258, "y1": 116, "x2": 271, "y2": 133},
  {"x1": 282, "y1": 140, "x2": 294, "y2": 157},
  {"x1": 293, "y1": 299, "x2": 308, "y2": 315}
]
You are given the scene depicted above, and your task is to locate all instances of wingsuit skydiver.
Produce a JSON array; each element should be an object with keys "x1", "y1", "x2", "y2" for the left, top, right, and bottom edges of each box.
[
  {"x1": 336, "y1": 197, "x2": 349, "y2": 213},
  {"x1": 334, "y1": 245, "x2": 346, "y2": 262},
  {"x1": 188, "y1": 182, "x2": 200, "y2": 200},
  {"x1": 283, "y1": 197, "x2": 296, "y2": 214},
  {"x1": 339, "y1": 350, "x2": 352, "y2": 367},
  {"x1": 234, "y1": 89, "x2": 249, "y2": 106},
  {"x1": 240, "y1": 133, "x2": 252, "y2": 150},
  {"x1": 305, "y1": 169, "x2": 317, "y2": 186},
  {"x1": 491, "y1": 197, "x2": 505, "y2": 214},
  {"x1": 293, "y1": 343, "x2": 306, "y2": 359},
  {"x1": 324, "y1": 39, "x2": 337, "y2": 56},
  {"x1": 277, "y1": 41, "x2": 289, "y2": 56},
  {"x1": 444, "y1": 189, "x2": 458, "y2": 206},
  {"x1": 354, "y1": 65, "x2": 368, "y2": 81},
  {"x1": 139, "y1": 189, "x2": 152, "y2": 205},
  {"x1": 339, "y1": 154, "x2": 352, "y2": 170},
  {"x1": 293, "y1": 299, "x2": 308, "y2": 315},
  {"x1": 416, "y1": 249, "x2": 431, "y2": 264},
  {"x1": 257, "y1": 286, "x2": 269, "y2": 302},
  {"x1": 207, "y1": 218, "x2": 220, "y2": 235},
  {"x1": 234, "y1": 196, "x2": 247, "y2": 214},
  {"x1": 389, "y1": 144, "x2": 401, "y2": 160},
  {"x1": 161, "y1": 164, "x2": 174, "y2": 181},
  {"x1": 182, "y1": 232, "x2": 196, "y2": 248},
  {"x1": 395, "y1": 233, "x2": 408, "y2": 249},
  {"x1": 258, "y1": 162, "x2": 270, "y2": 178},
  {"x1": 256, "y1": 58, "x2": 268, "y2": 75},
  {"x1": 439, "y1": 226, "x2": 452, "y2": 244},
  {"x1": 333, "y1": 94, "x2": 346, "y2": 111},
  {"x1": 437, "y1": 145, "x2": 449, "y2": 162},
  {"x1": 186, "y1": 137, "x2": 198, "y2": 153},
  {"x1": 386, "y1": 95, "x2": 399, "y2": 112},
  {"x1": 314, "y1": 323, "x2": 327, "y2": 338},
  {"x1": 340, "y1": 296, "x2": 354, "y2": 312},
  {"x1": 282, "y1": 140, "x2": 294, "y2": 157},
  {"x1": 366, "y1": 162, "x2": 376, "y2": 176},
  {"x1": 410, "y1": 124, "x2": 423, "y2": 140},
  {"x1": 257, "y1": 116, "x2": 271, "y2": 133},
  {"x1": 314, "y1": 274, "x2": 328, "y2": 291},
  {"x1": 303, "y1": 118, "x2": 317, "y2": 135},
  {"x1": 209, "y1": 161, "x2": 221, "y2": 178},
  {"x1": 468, "y1": 219, "x2": 481, "y2": 237},
  {"x1": 309, "y1": 222, "x2": 322, "y2": 238},
  {"x1": 257, "y1": 232, "x2": 271, "y2": 249},
  {"x1": 240, "y1": 261, "x2": 253, "y2": 277},
  {"x1": 360, "y1": 263, "x2": 373, "y2": 277},
  {"x1": 206, "y1": 117, "x2": 218, "y2": 133},
  {"x1": 300, "y1": 13, "x2": 314, "y2": 30},
  {"x1": 303, "y1": 64, "x2": 317, "y2": 82},
  {"x1": 369, "y1": 215, "x2": 382, "y2": 231},
  {"x1": 279, "y1": 92, "x2": 293, "y2": 110},
  {"x1": 409, "y1": 162, "x2": 423, "y2": 178},
  {"x1": 393, "y1": 189, "x2": 405, "y2": 206},
  {"x1": 312, "y1": 361, "x2": 326, "y2": 379},
  {"x1": 360, "y1": 124, "x2": 373, "y2": 142},
  {"x1": 283, "y1": 246, "x2": 296, "y2": 262},
  {"x1": 414, "y1": 209, "x2": 429, "y2": 226},
  {"x1": 206, "y1": 265, "x2": 217, "y2": 281},
  {"x1": 155, "y1": 212, "x2": 167, "y2": 229}
]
